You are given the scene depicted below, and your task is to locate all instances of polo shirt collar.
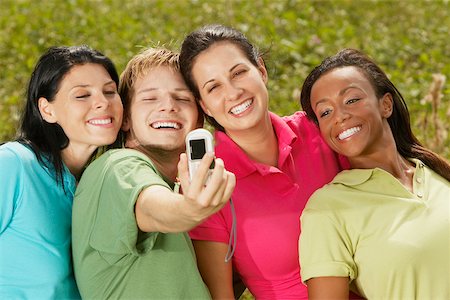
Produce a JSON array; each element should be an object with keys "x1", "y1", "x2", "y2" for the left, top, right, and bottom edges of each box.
[
  {"x1": 332, "y1": 158, "x2": 425, "y2": 186},
  {"x1": 214, "y1": 112, "x2": 297, "y2": 179}
]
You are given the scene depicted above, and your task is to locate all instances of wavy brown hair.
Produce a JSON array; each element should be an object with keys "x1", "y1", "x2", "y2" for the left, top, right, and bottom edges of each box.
[{"x1": 180, "y1": 24, "x2": 261, "y2": 132}]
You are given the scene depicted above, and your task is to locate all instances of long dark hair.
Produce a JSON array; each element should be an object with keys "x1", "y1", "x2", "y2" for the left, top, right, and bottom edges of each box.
[
  {"x1": 180, "y1": 24, "x2": 261, "y2": 131},
  {"x1": 300, "y1": 48, "x2": 450, "y2": 181},
  {"x1": 17, "y1": 45, "x2": 120, "y2": 185}
]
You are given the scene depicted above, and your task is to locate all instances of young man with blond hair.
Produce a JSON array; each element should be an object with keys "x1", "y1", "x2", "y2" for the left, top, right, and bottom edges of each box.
[{"x1": 72, "y1": 47, "x2": 235, "y2": 299}]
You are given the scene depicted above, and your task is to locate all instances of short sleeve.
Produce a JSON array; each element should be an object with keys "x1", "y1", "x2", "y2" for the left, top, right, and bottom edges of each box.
[
  {"x1": 299, "y1": 202, "x2": 357, "y2": 283},
  {"x1": 87, "y1": 154, "x2": 172, "y2": 264},
  {"x1": 0, "y1": 147, "x2": 23, "y2": 234},
  {"x1": 189, "y1": 201, "x2": 231, "y2": 244}
]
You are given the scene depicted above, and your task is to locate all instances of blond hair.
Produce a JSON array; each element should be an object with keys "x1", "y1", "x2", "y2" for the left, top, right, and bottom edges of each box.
[{"x1": 119, "y1": 47, "x2": 180, "y2": 113}]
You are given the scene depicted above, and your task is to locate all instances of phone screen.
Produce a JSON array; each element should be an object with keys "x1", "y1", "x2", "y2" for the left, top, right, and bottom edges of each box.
[{"x1": 190, "y1": 139, "x2": 206, "y2": 160}]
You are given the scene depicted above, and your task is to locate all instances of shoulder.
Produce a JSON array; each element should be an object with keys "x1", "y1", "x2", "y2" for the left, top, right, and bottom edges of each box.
[
  {"x1": 89, "y1": 148, "x2": 157, "y2": 171},
  {"x1": 0, "y1": 142, "x2": 34, "y2": 161},
  {"x1": 305, "y1": 183, "x2": 341, "y2": 211},
  {"x1": 0, "y1": 142, "x2": 36, "y2": 173},
  {"x1": 281, "y1": 111, "x2": 317, "y2": 131},
  {"x1": 79, "y1": 148, "x2": 167, "y2": 189},
  {"x1": 280, "y1": 111, "x2": 326, "y2": 143},
  {"x1": 306, "y1": 169, "x2": 376, "y2": 211},
  {"x1": 305, "y1": 170, "x2": 361, "y2": 208}
]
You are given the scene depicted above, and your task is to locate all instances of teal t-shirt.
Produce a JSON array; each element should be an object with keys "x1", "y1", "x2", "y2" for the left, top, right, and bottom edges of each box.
[
  {"x1": 0, "y1": 142, "x2": 80, "y2": 299},
  {"x1": 300, "y1": 159, "x2": 450, "y2": 299},
  {"x1": 72, "y1": 148, "x2": 211, "y2": 300}
]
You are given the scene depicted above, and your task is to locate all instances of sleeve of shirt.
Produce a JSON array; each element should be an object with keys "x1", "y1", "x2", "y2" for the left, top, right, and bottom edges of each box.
[
  {"x1": 299, "y1": 193, "x2": 357, "y2": 284},
  {"x1": 0, "y1": 147, "x2": 23, "y2": 234},
  {"x1": 189, "y1": 201, "x2": 231, "y2": 244},
  {"x1": 88, "y1": 154, "x2": 172, "y2": 264}
]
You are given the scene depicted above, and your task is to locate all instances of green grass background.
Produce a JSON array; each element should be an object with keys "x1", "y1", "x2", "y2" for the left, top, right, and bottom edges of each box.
[
  {"x1": 1, "y1": 0, "x2": 449, "y2": 159},
  {"x1": 1, "y1": 1, "x2": 448, "y2": 298}
]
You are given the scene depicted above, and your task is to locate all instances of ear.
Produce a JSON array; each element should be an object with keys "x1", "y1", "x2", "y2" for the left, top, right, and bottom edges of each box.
[
  {"x1": 380, "y1": 93, "x2": 393, "y2": 118},
  {"x1": 38, "y1": 97, "x2": 58, "y2": 123},
  {"x1": 121, "y1": 114, "x2": 131, "y2": 131},
  {"x1": 199, "y1": 100, "x2": 212, "y2": 117},
  {"x1": 257, "y1": 57, "x2": 268, "y2": 84}
]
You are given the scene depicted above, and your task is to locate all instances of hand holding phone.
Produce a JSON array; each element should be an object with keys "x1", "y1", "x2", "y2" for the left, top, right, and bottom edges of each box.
[{"x1": 185, "y1": 129, "x2": 215, "y2": 182}]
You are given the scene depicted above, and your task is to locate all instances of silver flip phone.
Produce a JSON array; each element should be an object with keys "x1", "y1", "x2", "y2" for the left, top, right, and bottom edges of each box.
[{"x1": 185, "y1": 129, "x2": 215, "y2": 181}]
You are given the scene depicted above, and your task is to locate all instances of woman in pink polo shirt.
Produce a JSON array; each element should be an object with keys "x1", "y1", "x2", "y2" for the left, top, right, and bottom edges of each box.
[{"x1": 179, "y1": 24, "x2": 348, "y2": 299}]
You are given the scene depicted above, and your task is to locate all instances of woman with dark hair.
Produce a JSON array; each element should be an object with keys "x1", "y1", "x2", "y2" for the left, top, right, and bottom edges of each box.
[
  {"x1": 299, "y1": 48, "x2": 450, "y2": 299},
  {"x1": 179, "y1": 24, "x2": 348, "y2": 299},
  {"x1": 0, "y1": 45, "x2": 123, "y2": 298}
]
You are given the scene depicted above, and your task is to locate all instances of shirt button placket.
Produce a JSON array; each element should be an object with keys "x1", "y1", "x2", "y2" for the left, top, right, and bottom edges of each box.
[{"x1": 415, "y1": 163, "x2": 425, "y2": 199}]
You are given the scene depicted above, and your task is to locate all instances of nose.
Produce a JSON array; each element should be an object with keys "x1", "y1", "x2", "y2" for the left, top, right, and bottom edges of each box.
[
  {"x1": 93, "y1": 93, "x2": 110, "y2": 110},
  {"x1": 158, "y1": 94, "x2": 178, "y2": 112},
  {"x1": 224, "y1": 81, "x2": 243, "y2": 102},
  {"x1": 334, "y1": 106, "x2": 350, "y2": 124}
]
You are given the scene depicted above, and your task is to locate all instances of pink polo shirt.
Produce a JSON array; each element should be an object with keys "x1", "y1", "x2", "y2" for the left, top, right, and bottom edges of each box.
[{"x1": 190, "y1": 111, "x2": 348, "y2": 299}]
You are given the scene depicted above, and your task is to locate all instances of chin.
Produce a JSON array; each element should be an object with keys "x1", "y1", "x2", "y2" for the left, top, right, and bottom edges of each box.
[{"x1": 144, "y1": 143, "x2": 184, "y2": 153}]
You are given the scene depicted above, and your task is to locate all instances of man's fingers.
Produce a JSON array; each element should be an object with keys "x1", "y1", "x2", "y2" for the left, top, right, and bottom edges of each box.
[
  {"x1": 223, "y1": 171, "x2": 236, "y2": 201},
  {"x1": 178, "y1": 153, "x2": 190, "y2": 193},
  {"x1": 201, "y1": 159, "x2": 234, "y2": 206},
  {"x1": 186, "y1": 152, "x2": 215, "y2": 197}
]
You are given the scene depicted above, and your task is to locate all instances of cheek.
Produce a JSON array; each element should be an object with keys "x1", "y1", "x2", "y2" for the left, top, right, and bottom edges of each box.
[
  {"x1": 188, "y1": 107, "x2": 199, "y2": 124},
  {"x1": 200, "y1": 98, "x2": 218, "y2": 114},
  {"x1": 318, "y1": 123, "x2": 327, "y2": 137},
  {"x1": 318, "y1": 121, "x2": 332, "y2": 139}
]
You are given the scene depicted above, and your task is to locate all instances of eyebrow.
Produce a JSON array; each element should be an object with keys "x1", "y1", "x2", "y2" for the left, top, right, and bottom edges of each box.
[
  {"x1": 136, "y1": 87, "x2": 191, "y2": 95},
  {"x1": 339, "y1": 85, "x2": 359, "y2": 96},
  {"x1": 201, "y1": 63, "x2": 242, "y2": 89},
  {"x1": 71, "y1": 80, "x2": 116, "y2": 89},
  {"x1": 137, "y1": 88, "x2": 157, "y2": 95},
  {"x1": 314, "y1": 85, "x2": 361, "y2": 108},
  {"x1": 104, "y1": 80, "x2": 116, "y2": 86}
]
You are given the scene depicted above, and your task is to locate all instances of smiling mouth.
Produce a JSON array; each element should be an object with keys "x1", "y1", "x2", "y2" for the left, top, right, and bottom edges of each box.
[
  {"x1": 151, "y1": 121, "x2": 181, "y2": 129},
  {"x1": 88, "y1": 118, "x2": 112, "y2": 125},
  {"x1": 229, "y1": 99, "x2": 253, "y2": 115},
  {"x1": 338, "y1": 126, "x2": 361, "y2": 140}
]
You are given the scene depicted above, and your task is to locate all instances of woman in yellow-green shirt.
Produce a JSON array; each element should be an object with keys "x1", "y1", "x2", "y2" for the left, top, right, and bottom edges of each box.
[{"x1": 299, "y1": 48, "x2": 450, "y2": 299}]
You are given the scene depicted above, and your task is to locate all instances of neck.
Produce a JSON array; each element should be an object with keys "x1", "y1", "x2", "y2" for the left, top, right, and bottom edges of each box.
[
  {"x1": 349, "y1": 144, "x2": 414, "y2": 192},
  {"x1": 225, "y1": 113, "x2": 278, "y2": 166},
  {"x1": 61, "y1": 145, "x2": 97, "y2": 180}
]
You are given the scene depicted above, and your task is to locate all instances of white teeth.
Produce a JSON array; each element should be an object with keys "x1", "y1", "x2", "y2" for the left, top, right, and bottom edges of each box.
[
  {"x1": 151, "y1": 121, "x2": 180, "y2": 129},
  {"x1": 89, "y1": 118, "x2": 112, "y2": 125},
  {"x1": 338, "y1": 126, "x2": 361, "y2": 140},
  {"x1": 230, "y1": 100, "x2": 252, "y2": 115}
]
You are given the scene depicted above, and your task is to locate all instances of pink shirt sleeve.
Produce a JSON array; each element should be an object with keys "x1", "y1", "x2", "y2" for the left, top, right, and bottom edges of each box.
[{"x1": 189, "y1": 202, "x2": 231, "y2": 244}]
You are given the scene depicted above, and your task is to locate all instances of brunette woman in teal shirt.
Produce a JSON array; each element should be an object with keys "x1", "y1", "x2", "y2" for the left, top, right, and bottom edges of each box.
[{"x1": 0, "y1": 45, "x2": 123, "y2": 299}]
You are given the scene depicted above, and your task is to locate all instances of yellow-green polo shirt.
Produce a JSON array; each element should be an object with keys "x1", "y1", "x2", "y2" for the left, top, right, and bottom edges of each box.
[{"x1": 299, "y1": 159, "x2": 449, "y2": 299}]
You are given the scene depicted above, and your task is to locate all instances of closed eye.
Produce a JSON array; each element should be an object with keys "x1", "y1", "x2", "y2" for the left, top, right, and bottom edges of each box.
[
  {"x1": 208, "y1": 84, "x2": 219, "y2": 93},
  {"x1": 104, "y1": 90, "x2": 117, "y2": 96},
  {"x1": 176, "y1": 97, "x2": 193, "y2": 102},
  {"x1": 233, "y1": 69, "x2": 247, "y2": 78},
  {"x1": 76, "y1": 94, "x2": 90, "y2": 99}
]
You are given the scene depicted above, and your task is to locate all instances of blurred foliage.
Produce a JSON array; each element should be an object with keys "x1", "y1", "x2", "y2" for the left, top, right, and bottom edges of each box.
[{"x1": 1, "y1": 0, "x2": 449, "y2": 161}]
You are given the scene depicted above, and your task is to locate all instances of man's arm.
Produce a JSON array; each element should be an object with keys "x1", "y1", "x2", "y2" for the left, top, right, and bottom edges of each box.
[{"x1": 135, "y1": 153, "x2": 235, "y2": 233}]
